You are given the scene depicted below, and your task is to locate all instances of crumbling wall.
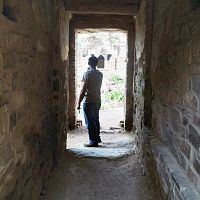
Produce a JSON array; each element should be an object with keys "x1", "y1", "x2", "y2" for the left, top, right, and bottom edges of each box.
[
  {"x1": 0, "y1": 0, "x2": 69, "y2": 199},
  {"x1": 136, "y1": 0, "x2": 200, "y2": 198}
]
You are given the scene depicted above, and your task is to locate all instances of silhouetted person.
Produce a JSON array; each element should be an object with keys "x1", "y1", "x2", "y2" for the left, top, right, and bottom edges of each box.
[{"x1": 77, "y1": 56, "x2": 103, "y2": 147}]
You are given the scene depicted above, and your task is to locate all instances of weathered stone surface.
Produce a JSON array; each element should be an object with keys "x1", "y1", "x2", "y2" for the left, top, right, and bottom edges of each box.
[
  {"x1": 0, "y1": 141, "x2": 13, "y2": 167},
  {"x1": 0, "y1": 72, "x2": 11, "y2": 92},
  {"x1": 9, "y1": 112, "x2": 17, "y2": 131},
  {"x1": 0, "y1": 0, "x2": 69, "y2": 199},
  {"x1": 182, "y1": 117, "x2": 189, "y2": 126},
  {"x1": 0, "y1": 107, "x2": 8, "y2": 139},
  {"x1": 194, "y1": 114, "x2": 200, "y2": 128},
  {"x1": 193, "y1": 157, "x2": 200, "y2": 175},
  {"x1": 151, "y1": 139, "x2": 200, "y2": 200},
  {"x1": 11, "y1": 72, "x2": 18, "y2": 91},
  {"x1": 10, "y1": 92, "x2": 25, "y2": 109},
  {"x1": 6, "y1": 33, "x2": 32, "y2": 54},
  {"x1": 66, "y1": 0, "x2": 139, "y2": 15},
  {"x1": 188, "y1": 125, "x2": 200, "y2": 151},
  {"x1": 0, "y1": 53, "x2": 3, "y2": 68},
  {"x1": 181, "y1": 141, "x2": 191, "y2": 159},
  {"x1": 0, "y1": 0, "x2": 3, "y2": 13},
  {"x1": 187, "y1": 166, "x2": 198, "y2": 186},
  {"x1": 192, "y1": 77, "x2": 200, "y2": 94},
  {"x1": 136, "y1": 0, "x2": 200, "y2": 198},
  {"x1": 53, "y1": 79, "x2": 60, "y2": 91},
  {"x1": 3, "y1": 53, "x2": 32, "y2": 69},
  {"x1": 2, "y1": 0, "x2": 20, "y2": 22}
]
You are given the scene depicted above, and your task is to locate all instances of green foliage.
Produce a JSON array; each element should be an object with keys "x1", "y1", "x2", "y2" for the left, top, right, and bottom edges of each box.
[
  {"x1": 111, "y1": 75, "x2": 124, "y2": 84},
  {"x1": 105, "y1": 89, "x2": 125, "y2": 103}
]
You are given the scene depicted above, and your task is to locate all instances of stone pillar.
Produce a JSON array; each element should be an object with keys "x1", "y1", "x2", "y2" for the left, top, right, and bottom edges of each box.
[
  {"x1": 125, "y1": 23, "x2": 135, "y2": 131},
  {"x1": 68, "y1": 18, "x2": 76, "y2": 130}
]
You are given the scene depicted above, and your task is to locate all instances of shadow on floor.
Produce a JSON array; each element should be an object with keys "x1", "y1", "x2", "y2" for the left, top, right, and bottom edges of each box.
[{"x1": 40, "y1": 129, "x2": 162, "y2": 200}]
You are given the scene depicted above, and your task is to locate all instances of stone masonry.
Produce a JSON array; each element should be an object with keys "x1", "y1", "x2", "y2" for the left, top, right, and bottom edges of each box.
[
  {"x1": 0, "y1": 0, "x2": 69, "y2": 199},
  {"x1": 135, "y1": 0, "x2": 200, "y2": 199},
  {"x1": 1, "y1": 0, "x2": 200, "y2": 199}
]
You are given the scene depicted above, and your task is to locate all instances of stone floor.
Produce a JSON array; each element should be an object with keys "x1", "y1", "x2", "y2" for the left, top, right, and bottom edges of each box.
[{"x1": 42, "y1": 130, "x2": 162, "y2": 200}]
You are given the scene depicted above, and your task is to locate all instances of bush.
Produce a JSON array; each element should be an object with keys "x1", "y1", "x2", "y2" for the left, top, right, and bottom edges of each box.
[
  {"x1": 111, "y1": 75, "x2": 124, "y2": 84},
  {"x1": 105, "y1": 89, "x2": 125, "y2": 102}
]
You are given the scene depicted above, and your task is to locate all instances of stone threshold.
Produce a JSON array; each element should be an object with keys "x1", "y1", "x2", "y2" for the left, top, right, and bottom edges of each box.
[{"x1": 150, "y1": 139, "x2": 200, "y2": 200}]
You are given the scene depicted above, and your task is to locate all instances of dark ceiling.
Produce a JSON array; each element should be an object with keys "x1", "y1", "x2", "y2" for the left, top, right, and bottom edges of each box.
[{"x1": 65, "y1": 0, "x2": 140, "y2": 15}]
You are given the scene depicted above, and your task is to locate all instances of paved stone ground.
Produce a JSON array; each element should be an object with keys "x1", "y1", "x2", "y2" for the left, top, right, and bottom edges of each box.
[{"x1": 42, "y1": 130, "x2": 162, "y2": 200}]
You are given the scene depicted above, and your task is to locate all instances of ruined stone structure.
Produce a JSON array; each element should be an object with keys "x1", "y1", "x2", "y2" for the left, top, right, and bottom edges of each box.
[
  {"x1": 0, "y1": 0, "x2": 200, "y2": 199},
  {"x1": 0, "y1": 0, "x2": 69, "y2": 199},
  {"x1": 135, "y1": 0, "x2": 200, "y2": 199}
]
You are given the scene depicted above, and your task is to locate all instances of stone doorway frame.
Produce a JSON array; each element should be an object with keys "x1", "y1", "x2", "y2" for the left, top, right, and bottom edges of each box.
[{"x1": 68, "y1": 14, "x2": 135, "y2": 131}]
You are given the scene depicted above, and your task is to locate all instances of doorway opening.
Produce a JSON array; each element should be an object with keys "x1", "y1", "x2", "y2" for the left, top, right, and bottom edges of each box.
[
  {"x1": 75, "y1": 29, "x2": 128, "y2": 130},
  {"x1": 67, "y1": 14, "x2": 135, "y2": 150}
]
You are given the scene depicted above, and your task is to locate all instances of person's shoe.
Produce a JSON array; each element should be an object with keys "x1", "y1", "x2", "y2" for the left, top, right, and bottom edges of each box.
[{"x1": 84, "y1": 143, "x2": 98, "y2": 147}]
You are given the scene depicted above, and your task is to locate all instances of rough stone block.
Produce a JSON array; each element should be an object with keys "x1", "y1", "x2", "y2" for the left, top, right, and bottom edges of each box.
[
  {"x1": 10, "y1": 92, "x2": 25, "y2": 109},
  {"x1": 194, "y1": 114, "x2": 200, "y2": 128},
  {"x1": 0, "y1": 142, "x2": 13, "y2": 167},
  {"x1": 0, "y1": 0, "x2": 3, "y2": 13},
  {"x1": 172, "y1": 172, "x2": 190, "y2": 192},
  {"x1": 151, "y1": 139, "x2": 200, "y2": 200},
  {"x1": 0, "y1": 72, "x2": 11, "y2": 92},
  {"x1": 11, "y1": 72, "x2": 18, "y2": 91},
  {"x1": 177, "y1": 152, "x2": 187, "y2": 171},
  {"x1": 53, "y1": 70, "x2": 59, "y2": 77},
  {"x1": 2, "y1": 0, "x2": 20, "y2": 22},
  {"x1": 183, "y1": 91, "x2": 199, "y2": 111},
  {"x1": 186, "y1": 166, "x2": 198, "y2": 186},
  {"x1": 188, "y1": 124, "x2": 200, "y2": 151},
  {"x1": 192, "y1": 77, "x2": 200, "y2": 95},
  {"x1": 182, "y1": 117, "x2": 189, "y2": 126},
  {"x1": 169, "y1": 107, "x2": 182, "y2": 133},
  {"x1": 181, "y1": 141, "x2": 191, "y2": 159},
  {"x1": 11, "y1": 71, "x2": 33, "y2": 91},
  {"x1": 9, "y1": 112, "x2": 17, "y2": 131},
  {"x1": 0, "y1": 32, "x2": 6, "y2": 49},
  {"x1": 53, "y1": 79, "x2": 60, "y2": 91},
  {"x1": 0, "y1": 91, "x2": 8, "y2": 107},
  {"x1": 0, "y1": 107, "x2": 8, "y2": 139},
  {"x1": 6, "y1": 33, "x2": 32, "y2": 54},
  {"x1": 3, "y1": 53, "x2": 32, "y2": 69},
  {"x1": 0, "y1": 53, "x2": 3, "y2": 69},
  {"x1": 193, "y1": 157, "x2": 200, "y2": 175}
]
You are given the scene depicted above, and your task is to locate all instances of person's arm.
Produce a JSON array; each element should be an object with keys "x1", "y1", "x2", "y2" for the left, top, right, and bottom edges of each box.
[{"x1": 77, "y1": 81, "x2": 87, "y2": 110}]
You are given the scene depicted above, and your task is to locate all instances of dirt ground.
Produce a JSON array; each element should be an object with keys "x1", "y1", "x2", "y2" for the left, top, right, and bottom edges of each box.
[
  {"x1": 42, "y1": 129, "x2": 162, "y2": 200},
  {"x1": 77, "y1": 107, "x2": 124, "y2": 130}
]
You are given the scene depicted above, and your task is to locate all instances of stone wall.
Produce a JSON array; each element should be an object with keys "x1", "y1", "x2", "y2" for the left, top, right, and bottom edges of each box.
[
  {"x1": 136, "y1": 0, "x2": 200, "y2": 198},
  {"x1": 134, "y1": 0, "x2": 152, "y2": 175},
  {"x1": 0, "y1": 0, "x2": 68, "y2": 199}
]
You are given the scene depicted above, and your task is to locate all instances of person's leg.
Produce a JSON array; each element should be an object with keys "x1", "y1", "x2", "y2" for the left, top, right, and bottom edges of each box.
[
  {"x1": 94, "y1": 103, "x2": 101, "y2": 143},
  {"x1": 83, "y1": 104, "x2": 89, "y2": 129},
  {"x1": 83, "y1": 103, "x2": 98, "y2": 144}
]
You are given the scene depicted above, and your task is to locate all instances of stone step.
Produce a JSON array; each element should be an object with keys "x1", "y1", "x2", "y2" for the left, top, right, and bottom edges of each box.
[{"x1": 151, "y1": 139, "x2": 200, "y2": 200}]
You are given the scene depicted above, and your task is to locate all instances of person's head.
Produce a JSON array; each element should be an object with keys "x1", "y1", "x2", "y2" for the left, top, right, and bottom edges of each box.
[{"x1": 88, "y1": 56, "x2": 98, "y2": 68}]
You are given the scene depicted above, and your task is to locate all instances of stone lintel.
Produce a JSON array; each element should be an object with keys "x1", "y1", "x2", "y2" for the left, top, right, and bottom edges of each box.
[{"x1": 65, "y1": 1, "x2": 139, "y2": 15}]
